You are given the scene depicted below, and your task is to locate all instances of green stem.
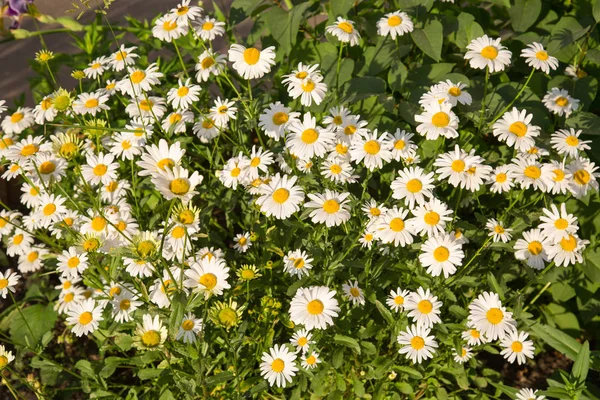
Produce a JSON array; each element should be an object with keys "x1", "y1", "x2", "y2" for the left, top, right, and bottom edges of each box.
[
  {"x1": 477, "y1": 66, "x2": 490, "y2": 132},
  {"x1": 173, "y1": 40, "x2": 190, "y2": 79},
  {"x1": 335, "y1": 42, "x2": 345, "y2": 97},
  {"x1": 487, "y1": 68, "x2": 535, "y2": 128}
]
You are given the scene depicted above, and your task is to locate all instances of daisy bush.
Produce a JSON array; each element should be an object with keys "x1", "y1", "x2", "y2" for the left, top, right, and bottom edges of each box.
[{"x1": 1, "y1": 0, "x2": 600, "y2": 398}]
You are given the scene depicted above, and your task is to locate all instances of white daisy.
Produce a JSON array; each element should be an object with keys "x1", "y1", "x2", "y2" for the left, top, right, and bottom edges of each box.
[
  {"x1": 538, "y1": 203, "x2": 578, "y2": 242},
  {"x1": 396, "y1": 324, "x2": 438, "y2": 364},
  {"x1": 467, "y1": 291, "x2": 516, "y2": 341},
  {"x1": 415, "y1": 102, "x2": 459, "y2": 140},
  {"x1": 453, "y1": 347, "x2": 473, "y2": 364},
  {"x1": 117, "y1": 63, "x2": 163, "y2": 97},
  {"x1": 151, "y1": 165, "x2": 203, "y2": 202},
  {"x1": 66, "y1": 298, "x2": 104, "y2": 337},
  {"x1": 492, "y1": 108, "x2": 540, "y2": 152},
  {"x1": 486, "y1": 218, "x2": 513, "y2": 243},
  {"x1": 342, "y1": 280, "x2": 365, "y2": 306},
  {"x1": 289, "y1": 286, "x2": 340, "y2": 330},
  {"x1": 152, "y1": 14, "x2": 188, "y2": 42},
  {"x1": 176, "y1": 312, "x2": 203, "y2": 344},
  {"x1": 290, "y1": 329, "x2": 313, "y2": 354},
  {"x1": 488, "y1": 165, "x2": 516, "y2": 193},
  {"x1": 514, "y1": 229, "x2": 551, "y2": 270},
  {"x1": 1, "y1": 107, "x2": 35, "y2": 134},
  {"x1": 550, "y1": 128, "x2": 591, "y2": 158},
  {"x1": 389, "y1": 129, "x2": 417, "y2": 161},
  {"x1": 510, "y1": 156, "x2": 553, "y2": 192},
  {"x1": 256, "y1": 173, "x2": 304, "y2": 220},
  {"x1": 520, "y1": 42, "x2": 559, "y2": 74},
  {"x1": 500, "y1": 330, "x2": 535, "y2": 365},
  {"x1": 542, "y1": 88, "x2": 579, "y2": 118},
  {"x1": 391, "y1": 166, "x2": 435, "y2": 208},
  {"x1": 386, "y1": 287, "x2": 410, "y2": 312},
  {"x1": 195, "y1": 49, "x2": 226, "y2": 82},
  {"x1": 374, "y1": 206, "x2": 415, "y2": 247},
  {"x1": 350, "y1": 130, "x2": 393, "y2": 171},
  {"x1": 377, "y1": 11, "x2": 413, "y2": 39},
  {"x1": 283, "y1": 249, "x2": 313, "y2": 278},
  {"x1": 167, "y1": 78, "x2": 201, "y2": 110},
  {"x1": 304, "y1": 190, "x2": 351, "y2": 227},
  {"x1": 516, "y1": 388, "x2": 545, "y2": 400},
  {"x1": 286, "y1": 112, "x2": 335, "y2": 159},
  {"x1": 464, "y1": 35, "x2": 512, "y2": 72},
  {"x1": 409, "y1": 198, "x2": 453, "y2": 237},
  {"x1": 111, "y1": 290, "x2": 142, "y2": 323},
  {"x1": 193, "y1": 16, "x2": 226, "y2": 41},
  {"x1": 404, "y1": 287, "x2": 443, "y2": 328},
  {"x1": 567, "y1": 158, "x2": 599, "y2": 198},
  {"x1": 109, "y1": 45, "x2": 138, "y2": 71},
  {"x1": 134, "y1": 314, "x2": 168, "y2": 350},
  {"x1": 81, "y1": 152, "x2": 118, "y2": 186},
  {"x1": 326, "y1": 17, "x2": 361, "y2": 46},
  {"x1": 0, "y1": 269, "x2": 20, "y2": 299},
  {"x1": 228, "y1": 44, "x2": 276, "y2": 80},
  {"x1": 184, "y1": 256, "x2": 230, "y2": 299},
  {"x1": 258, "y1": 102, "x2": 299, "y2": 141},
  {"x1": 260, "y1": 344, "x2": 298, "y2": 388},
  {"x1": 547, "y1": 233, "x2": 589, "y2": 267}
]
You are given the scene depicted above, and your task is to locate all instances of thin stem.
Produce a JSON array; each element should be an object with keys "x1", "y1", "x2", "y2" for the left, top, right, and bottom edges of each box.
[
  {"x1": 477, "y1": 66, "x2": 490, "y2": 132},
  {"x1": 335, "y1": 42, "x2": 345, "y2": 97},
  {"x1": 173, "y1": 40, "x2": 190, "y2": 79},
  {"x1": 487, "y1": 68, "x2": 535, "y2": 128}
]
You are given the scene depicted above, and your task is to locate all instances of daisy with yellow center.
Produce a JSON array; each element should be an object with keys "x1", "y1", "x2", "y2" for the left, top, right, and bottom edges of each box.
[
  {"x1": 81, "y1": 152, "x2": 118, "y2": 186},
  {"x1": 350, "y1": 129, "x2": 393, "y2": 171},
  {"x1": 109, "y1": 45, "x2": 138, "y2": 71},
  {"x1": 117, "y1": 63, "x2": 163, "y2": 98},
  {"x1": 304, "y1": 190, "x2": 351, "y2": 227},
  {"x1": 1, "y1": 107, "x2": 34, "y2": 135},
  {"x1": 542, "y1": 87, "x2": 580, "y2": 118},
  {"x1": 468, "y1": 291, "x2": 516, "y2": 341},
  {"x1": 391, "y1": 166, "x2": 435, "y2": 208},
  {"x1": 134, "y1": 314, "x2": 167, "y2": 350},
  {"x1": 176, "y1": 312, "x2": 203, "y2": 344},
  {"x1": 550, "y1": 128, "x2": 591, "y2": 158},
  {"x1": 289, "y1": 286, "x2": 340, "y2": 330},
  {"x1": 514, "y1": 229, "x2": 551, "y2": 270},
  {"x1": 228, "y1": 44, "x2": 276, "y2": 80},
  {"x1": 111, "y1": 290, "x2": 142, "y2": 323},
  {"x1": 283, "y1": 249, "x2": 313, "y2": 278},
  {"x1": 151, "y1": 165, "x2": 203, "y2": 202},
  {"x1": 547, "y1": 233, "x2": 589, "y2": 267},
  {"x1": 184, "y1": 257, "x2": 231, "y2": 299},
  {"x1": 342, "y1": 280, "x2": 365, "y2": 306},
  {"x1": 464, "y1": 34, "x2": 512, "y2": 72},
  {"x1": 257, "y1": 173, "x2": 305, "y2": 220},
  {"x1": 326, "y1": 17, "x2": 361, "y2": 46},
  {"x1": 260, "y1": 344, "x2": 299, "y2": 388},
  {"x1": 397, "y1": 324, "x2": 438, "y2": 364},
  {"x1": 520, "y1": 42, "x2": 559, "y2": 74},
  {"x1": 486, "y1": 218, "x2": 513, "y2": 243},
  {"x1": 500, "y1": 330, "x2": 535, "y2": 365},
  {"x1": 387, "y1": 288, "x2": 411, "y2": 312},
  {"x1": 566, "y1": 158, "x2": 599, "y2": 198},
  {"x1": 66, "y1": 298, "x2": 104, "y2": 337},
  {"x1": 152, "y1": 14, "x2": 188, "y2": 42},
  {"x1": 84, "y1": 56, "x2": 108, "y2": 79},
  {"x1": 377, "y1": 11, "x2": 414, "y2": 39},
  {"x1": 193, "y1": 16, "x2": 226, "y2": 41},
  {"x1": 195, "y1": 49, "x2": 227, "y2": 82},
  {"x1": 492, "y1": 107, "x2": 540, "y2": 152},
  {"x1": 0, "y1": 269, "x2": 20, "y2": 299},
  {"x1": 290, "y1": 329, "x2": 313, "y2": 353},
  {"x1": 415, "y1": 102, "x2": 459, "y2": 140},
  {"x1": 404, "y1": 287, "x2": 443, "y2": 328}
]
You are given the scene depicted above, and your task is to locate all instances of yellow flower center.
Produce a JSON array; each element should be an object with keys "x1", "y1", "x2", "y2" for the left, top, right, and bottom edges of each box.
[
  {"x1": 93, "y1": 164, "x2": 108, "y2": 176},
  {"x1": 20, "y1": 144, "x2": 38, "y2": 157},
  {"x1": 424, "y1": 211, "x2": 440, "y2": 226},
  {"x1": 470, "y1": 329, "x2": 480, "y2": 338},
  {"x1": 272, "y1": 188, "x2": 290, "y2": 204},
  {"x1": 494, "y1": 225, "x2": 505, "y2": 234},
  {"x1": 202, "y1": 21, "x2": 214, "y2": 31},
  {"x1": 528, "y1": 241, "x2": 543, "y2": 255},
  {"x1": 323, "y1": 199, "x2": 340, "y2": 214},
  {"x1": 307, "y1": 299, "x2": 324, "y2": 315},
  {"x1": 169, "y1": 113, "x2": 182, "y2": 124},
  {"x1": 389, "y1": 217, "x2": 405, "y2": 232},
  {"x1": 496, "y1": 173, "x2": 507, "y2": 183},
  {"x1": 238, "y1": 237, "x2": 247, "y2": 246},
  {"x1": 241, "y1": 269, "x2": 255, "y2": 279},
  {"x1": 554, "y1": 218, "x2": 568, "y2": 230},
  {"x1": 163, "y1": 20, "x2": 178, "y2": 31},
  {"x1": 11, "y1": 112, "x2": 24, "y2": 123},
  {"x1": 410, "y1": 336, "x2": 425, "y2": 350},
  {"x1": 509, "y1": 121, "x2": 527, "y2": 137},
  {"x1": 43, "y1": 203, "x2": 56, "y2": 216},
  {"x1": 27, "y1": 251, "x2": 39, "y2": 262},
  {"x1": 337, "y1": 21, "x2": 353, "y2": 33},
  {"x1": 329, "y1": 164, "x2": 342, "y2": 174},
  {"x1": 511, "y1": 341, "x2": 523, "y2": 352},
  {"x1": 200, "y1": 57, "x2": 215, "y2": 72},
  {"x1": 293, "y1": 258, "x2": 305, "y2": 269},
  {"x1": 388, "y1": 15, "x2": 402, "y2": 27},
  {"x1": 157, "y1": 158, "x2": 175, "y2": 171},
  {"x1": 83, "y1": 238, "x2": 100, "y2": 252},
  {"x1": 271, "y1": 358, "x2": 285, "y2": 373},
  {"x1": 41, "y1": 98, "x2": 52, "y2": 110},
  {"x1": 137, "y1": 240, "x2": 156, "y2": 258},
  {"x1": 297, "y1": 337, "x2": 308, "y2": 346},
  {"x1": 170, "y1": 178, "x2": 190, "y2": 195},
  {"x1": 139, "y1": 99, "x2": 153, "y2": 111},
  {"x1": 433, "y1": 246, "x2": 450, "y2": 262},
  {"x1": 332, "y1": 115, "x2": 343, "y2": 125},
  {"x1": 394, "y1": 295, "x2": 404, "y2": 305},
  {"x1": 199, "y1": 273, "x2": 217, "y2": 290},
  {"x1": 60, "y1": 142, "x2": 78, "y2": 156},
  {"x1": 68, "y1": 257, "x2": 80, "y2": 269},
  {"x1": 486, "y1": 308, "x2": 503, "y2": 324},
  {"x1": 461, "y1": 348, "x2": 467, "y2": 357},
  {"x1": 448, "y1": 87, "x2": 462, "y2": 97},
  {"x1": 350, "y1": 287, "x2": 360, "y2": 297},
  {"x1": 272, "y1": 111, "x2": 289, "y2": 126},
  {"x1": 406, "y1": 179, "x2": 422, "y2": 193},
  {"x1": 39, "y1": 161, "x2": 56, "y2": 174},
  {"x1": 305, "y1": 355, "x2": 317, "y2": 365},
  {"x1": 243, "y1": 48, "x2": 260, "y2": 65},
  {"x1": 301, "y1": 80, "x2": 315, "y2": 92},
  {"x1": 176, "y1": 5, "x2": 189, "y2": 15},
  {"x1": 301, "y1": 128, "x2": 319, "y2": 144},
  {"x1": 79, "y1": 311, "x2": 93, "y2": 325},
  {"x1": 171, "y1": 226, "x2": 186, "y2": 239},
  {"x1": 560, "y1": 235, "x2": 577, "y2": 251},
  {"x1": 130, "y1": 70, "x2": 146, "y2": 84},
  {"x1": 109, "y1": 287, "x2": 121, "y2": 297},
  {"x1": 230, "y1": 167, "x2": 241, "y2": 178},
  {"x1": 555, "y1": 97, "x2": 569, "y2": 107},
  {"x1": 451, "y1": 159, "x2": 465, "y2": 172},
  {"x1": 64, "y1": 292, "x2": 74, "y2": 302},
  {"x1": 394, "y1": 139, "x2": 405, "y2": 150},
  {"x1": 141, "y1": 330, "x2": 161, "y2": 347},
  {"x1": 551, "y1": 169, "x2": 564, "y2": 182},
  {"x1": 524, "y1": 166, "x2": 541, "y2": 179},
  {"x1": 573, "y1": 169, "x2": 590, "y2": 185},
  {"x1": 115, "y1": 51, "x2": 127, "y2": 61},
  {"x1": 91, "y1": 216, "x2": 106, "y2": 232},
  {"x1": 336, "y1": 143, "x2": 349, "y2": 155},
  {"x1": 177, "y1": 86, "x2": 189, "y2": 97},
  {"x1": 535, "y1": 51, "x2": 548, "y2": 61},
  {"x1": 363, "y1": 140, "x2": 380, "y2": 155},
  {"x1": 85, "y1": 98, "x2": 99, "y2": 109},
  {"x1": 181, "y1": 319, "x2": 195, "y2": 331},
  {"x1": 13, "y1": 234, "x2": 24, "y2": 245},
  {"x1": 344, "y1": 125, "x2": 357, "y2": 136},
  {"x1": 218, "y1": 307, "x2": 238, "y2": 326},
  {"x1": 119, "y1": 299, "x2": 131, "y2": 310},
  {"x1": 481, "y1": 45, "x2": 498, "y2": 59},
  {"x1": 0, "y1": 279, "x2": 8, "y2": 289}
]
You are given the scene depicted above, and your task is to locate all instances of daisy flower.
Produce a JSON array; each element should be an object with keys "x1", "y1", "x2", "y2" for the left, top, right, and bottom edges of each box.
[
  {"x1": 111, "y1": 290, "x2": 142, "y2": 323},
  {"x1": 176, "y1": 312, "x2": 203, "y2": 344},
  {"x1": 283, "y1": 249, "x2": 313, "y2": 278},
  {"x1": 117, "y1": 63, "x2": 164, "y2": 97},
  {"x1": 377, "y1": 11, "x2": 413, "y2": 39},
  {"x1": 125, "y1": 96, "x2": 167, "y2": 120},
  {"x1": 542, "y1": 88, "x2": 579, "y2": 118},
  {"x1": 539, "y1": 203, "x2": 578, "y2": 242},
  {"x1": 149, "y1": 268, "x2": 181, "y2": 308},
  {"x1": 374, "y1": 206, "x2": 415, "y2": 247},
  {"x1": 233, "y1": 232, "x2": 252, "y2": 253},
  {"x1": 342, "y1": 280, "x2": 365, "y2": 306},
  {"x1": 35, "y1": 193, "x2": 67, "y2": 228},
  {"x1": 195, "y1": 49, "x2": 226, "y2": 82},
  {"x1": 210, "y1": 97, "x2": 237, "y2": 128},
  {"x1": 326, "y1": 17, "x2": 361, "y2": 46},
  {"x1": 397, "y1": 324, "x2": 438, "y2": 364},
  {"x1": 500, "y1": 330, "x2": 535, "y2": 365},
  {"x1": 218, "y1": 153, "x2": 250, "y2": 189},
  {"x1": 301, "y1": 352, "x2": 321, "y2": 369},
  {"x1": 547, "y1": 160, "x2": 572, "y2": 195},
  {"x1": 6, "y1": 135, "x2": 49, "y2": 163},
  {"x1": 287, "y1": 112, "x2": 335, "y2": 159},
  {"x1": 492, "y1": 108, "x2": 540, "y2": 152},
  {"x1": 510, "y1": 156, "x2": 553, "y2": 192},
  {"x1": 462, "y1": 326, "x2": 488, "y2": 346},
  {"x1": 350, "y1": 130, "x2": 393, "y2": 171},
  {"x1": 1, "y1": 107, "x2": 34, "y2": 134},
  {"x1": 409, "y1": 198, "x2": 453, "y2": 236},
  {"x1": 464, "y1": 35, "x2": 512, "y2": 72},
  {"x1": 33, "y1": 96, "x2": 57, "y2": 124},
  {"x1": 547, "y1": 233, "x2": 589, "y2": 267},
  {"x1": 259, "y1": 102, "x2": 299, "y2": 141},
  {"x1": 256, "y1": 173, "x2": 304, "y2": 220},
  {"x1": 516, "y1": 388, "x2": 545, "y2": 400},
  {"x1": 169, "y1": 0, "x2": 202, "y2": 24},
  {"x1": 83, "y1": 56, "x2": 108, "y2": 79},
  {"x1": 55, "y1": 287, "x2": 85, "y2": 315},
  {"x1": 565, "y1": 64, "x2": 586, "y2": 80},
  {"x1": 109, "y1": 45, "x2": 138, "y2": 71},
  {"x1": 468, "y1": 291, "x2": 516, "y2": 341},
  {"x1": 304, "y1": 190, "x2": 351, "y2": 227},
  {"x1": 6, "y1": 229, "x2": 34, "y2": 257},
  {"x1": 167, "y1": 78, "x2": 201, "y2": 110},
  {"x1": 520, "y1": 42, "x2": 559, "y2": 74},
  {"x1": 453, "y1": 347, "x2": 473, "y2": 364},
  {"x1": 134, "y1": 314, "x2": 167, "y2": 350},
  {"x1": 33, "y1": 152, "x2": 67, "y2": 183},
  {"x1": 152, "y1": 14, "x2": 188, "y2": 42},
  {"x1": 387, "y1": 288, "x2": 410, "y2": 312},
  {"x1": 109, "y1": 133, "x2": 142, "y2": 161},
  {"x1": 550, "y1": 128, "x2": 591, "y2": 158},
  {"x1": 336, "y1": 115, "x2": 368, "y2": 144},
  {"x1": 66, "y1": 298, "x2": 104, "y2": 337},
  {"x1": 0, "y1": 99, "x2": 6, "y2": 115},
  {"x1": 161, "y1": 110, "x2": 194, "y2": 134},
  {"x1": 486, "y1": 218, "x2": 513, "y2": 243},
  {"x1": 184, "y1": 257, "x2": 230, "y2": 299},
  {"x1": 137, "y1": 139, "x2": 185, "y2": 176},
  {"x1": 389, "y1": 129, "x2": 417, "y2": 161},
  {"x1": 260, "y1": 344, "x2": 298, "y2": 388},
  {"x1": 488, "y1": 165, "x2": 516, "y2": 193},
  {"x1": 567, "y1": 158, "x2": 599, "y2": 198},
  {"x1": 0, "y1": 269, "x2": 20, "y2": 299},
  {"x1": 151, "y1": 165, "x2": 203, "y2": 202},
  {"x1": 415, "y1": 102, "x2": 459, "y2": 140},
  {"x1": 290, "y1": 329, "x2": 313, "y2": 354},
  {"x1": 0, "y1": 345, "x2": 15, "y2": 369},
  {"x1": 320, "y1": 156, "x2": 355, "y2": 183},
  {"x1": 81, "y1": 152, "x2": 118, "y2": 186},
  {"x1": 228, "y1": 44, "x2": 276, "y2": 80},
  {"x1": 404, "y1": 287, "x2": 443, "y2": 328},
  {"x1": 322, "y1": 106, "x2": 352, "y2": 131},
  {"x1": 391, "y1": 166, "x2": 435, "y2": 208},
  {"x1": 437, "y1": 80, "x2": 472, "y2": 106},
  {"x1": 193, "y1": 16, "x2": 226, "y2": 41},
  {"x1": 287, "y1": 72, "x2": 328, "y2": 107},
  {"x1": 419, "y1": 233, "x2": 464, "y2": 278},
  {"x1": 514, "y1": 229, "x2": 551, "y2": 270},
  {"x1": 289, "y1": 286, "x2": 340, "y2": 330}
]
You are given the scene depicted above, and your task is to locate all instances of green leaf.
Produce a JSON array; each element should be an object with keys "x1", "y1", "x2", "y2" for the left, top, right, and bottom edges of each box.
[
  {"x1": 594, "y1": 0, "x2": 600, "y2": 22},
  {"x1": 264, "y1": 3, "x2": 311, "y2": 55},
  {"x1": 508, "y1": 0, "x2": 541, "y2": 32},
  {"x1": 100, "y1": 357, "x2": 124, "y2": 379},
  {"x1": 566, "y1": 112, "x2": 600, "y2": 135},
  {"x1": 114, "y1": 334, "x2": 134, "y2": 352},
  {"x1": 9, "y1": 304, "x2": 58, "y2": 347},
  {"x1": 572, "y1": 341, "x2": 590, "y2": 383},
  {"x1": 138, "y1": 368, "x2": 164, "y2": 380},
  {"x1": 393, "y1": 365, "x2": 423, "y2": 379},
  {"x1": 411, "y1": 20, "x2": 443, "y2": 62},
  {"x1": 341, "y1": 76, "x2": 386, "y2": 102},
  {"x1": 547, "y1": 17, "x2": 589, "y2": 62},
  {"x1": 487, "y1": 272, "x2": 504, "y2": 299},
  {"x1": 333, "y1": 334, "x2": 361, "y2": 354},
  {"x1": 455, "y1": 13, "x2": 484, "y2": 49},
  {"x1": 574, "y1": 76, "x2": 598, "y2": 111},
  {"x1": 449, "y1": 305, "x2": 468, "y2": 319},
  {"x1": 529, "y1": 323, "x2": 581, "y2": 360},
  {"x1": 75, "y1": 360, "x2": 96, "y2": 380},
  {"x1": 168, "y1": 292, "x2": 186, "y2": 337},
  {"x1": 375, "y1": 300, "x2": 395, "y2": 324},
  {"x1": 55, "y1": 17, "x2": 84, "y2": 31},
  {"x1": 330, "y1": 0, "x2": 354, "y2": 17}
]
